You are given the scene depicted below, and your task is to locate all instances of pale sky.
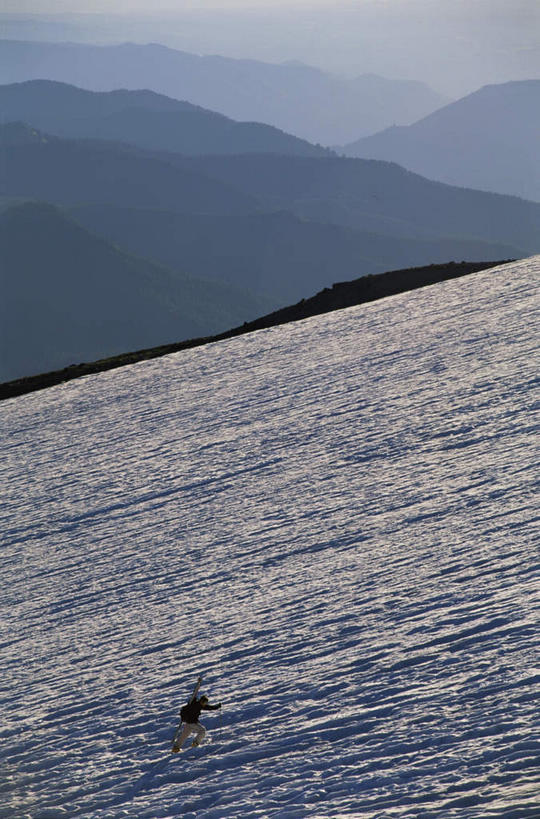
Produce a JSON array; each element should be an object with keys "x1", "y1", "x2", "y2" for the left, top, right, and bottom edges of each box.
[
  {"x1": 4, "y1": 0, "x2": 537, "y2": 15},
  {"x1": 2, "y1": 0, "x2": 539, "y2": 96},
  {"x1": 4, "y1": 0, "x2": 342, "y2": 10}
]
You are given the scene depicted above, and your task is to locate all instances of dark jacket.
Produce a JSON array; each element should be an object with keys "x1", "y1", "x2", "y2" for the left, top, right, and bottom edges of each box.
[{"x1": 181, "y1": 697, "x2": 221, "y2": 724}]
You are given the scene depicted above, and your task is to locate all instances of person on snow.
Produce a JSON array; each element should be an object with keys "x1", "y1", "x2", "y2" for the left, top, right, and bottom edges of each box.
[{"x1": 172, "y1": 693, "x2": 221, "y2": 752}]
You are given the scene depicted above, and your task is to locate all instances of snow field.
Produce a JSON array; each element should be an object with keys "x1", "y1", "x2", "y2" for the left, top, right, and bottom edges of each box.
[{"x1": 1, "y1": 257, "x2": 539, "y2": 818}]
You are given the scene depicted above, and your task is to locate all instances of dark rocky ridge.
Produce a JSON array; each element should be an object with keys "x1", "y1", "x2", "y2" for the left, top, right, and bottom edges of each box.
[{"x1": 0, "y1": 259, "x2": 511, "y2": 401}]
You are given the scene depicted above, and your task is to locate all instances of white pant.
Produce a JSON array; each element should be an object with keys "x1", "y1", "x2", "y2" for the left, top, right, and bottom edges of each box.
[{"x1": 173, "y1": 721, "x2": 206, "y2": 749}]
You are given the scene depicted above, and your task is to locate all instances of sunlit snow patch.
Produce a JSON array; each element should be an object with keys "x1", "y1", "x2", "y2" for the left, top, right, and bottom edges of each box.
[{"x1": 1, "y1": 257, "x2": 538, "y2": 818}]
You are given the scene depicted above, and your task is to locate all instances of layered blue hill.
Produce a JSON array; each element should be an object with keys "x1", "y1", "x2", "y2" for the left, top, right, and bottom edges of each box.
[
  {"x1": 341, "y1": 80, "x2": 540, "y2": 202},
  {"x1": 0, "y1": 79, "x2": 331, "y2": 157},
  {"x1": 0, "y1": 40, "x2": 449, "y2": 144}
]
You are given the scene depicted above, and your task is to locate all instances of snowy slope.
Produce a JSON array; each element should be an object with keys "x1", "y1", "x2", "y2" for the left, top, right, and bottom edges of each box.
[{"x1": 1, "y1": 257, "x2": 539, "y2": 819}]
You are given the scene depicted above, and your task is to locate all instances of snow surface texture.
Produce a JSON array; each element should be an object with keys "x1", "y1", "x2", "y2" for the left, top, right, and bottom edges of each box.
[{"x1": 1, "y1": 258, "x2": 539, "y2": 819}]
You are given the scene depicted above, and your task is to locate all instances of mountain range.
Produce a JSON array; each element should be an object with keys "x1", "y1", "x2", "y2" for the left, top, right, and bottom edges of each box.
[
  {"x1": 2, "y1": 81, "x2": 538, "y2": 257},
  {"x1": 2, "y1": 79, "x2": 540, "y2": 383},
  {"x1": 340, "y1": 80, "x2": 540, "y2": 202},
  {"x1": 0, "y1": 39, "x2": 449, "y2": 145},
  {"x1": 173, "y1": 154, "x2": 539, "y2": 254},
  {"x1": 1, "y1": 125, "x2": 256, "y2": 215},
  {"x1": 0, "y1": 80, "x2": 328, "y2": 157},
  {"x1": 0, "y1": 201, "x2": 270, "y2": 384}
]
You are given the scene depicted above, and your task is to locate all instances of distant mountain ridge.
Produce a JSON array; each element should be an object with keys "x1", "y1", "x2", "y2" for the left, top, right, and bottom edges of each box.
[
  {"x1": 0, "y1": 39, "x2": 449, "y2": 144},
  {"x1": 173, "y1": 154, "x2": 540, "y2": 255},
  {"x1": 1, "y1": 129, "x2": 257, "y2": 214},
  {"x1": 70, "y1": 204, "x2": 520, "y2": 307},
  {"x1": 3, "y1": 82, "x2": 539, "y2": 387},
  {"x1": 1, "y1": 127, "x2": 525, "y2": 306},
  {"x1": 0, "y1": 202, "x2": 270, "y2": 383},
  {"x1": 341, "y1": 80, "x2": 540, "y2": 202},
  {"x1": 0, "y1": 80, "x2": 329, "y2": 156},
  {"x1": 2, "y1": 102, "x2": 537, "y2": 262}
]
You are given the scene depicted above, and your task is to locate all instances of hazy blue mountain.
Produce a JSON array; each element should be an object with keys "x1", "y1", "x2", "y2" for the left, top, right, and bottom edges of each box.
[
  {"x1": 0, "y1": 131, "x2": 256, "y2": 214},
  {"x1": 3, "y1": 122, "x2": 536, "y2": 260},
  {"x1": 0, "y1": 80, "x2": 329, "y2": 157},
  {"x1": 70, "y1": 205, "x2": 519, "y2": 307},
  {"x1": 2, "y1": 127, "x2": 535, "y2": 312},
  {"x1": 340, "y1": 81, "x2": 540, "y2": 202},
  {"x1": 0, "y1": 202, "x2": 270, "y2": 382},
  {"x1": 0, "y1": 40, "x2": 449, "y2": 144},
  {"x1": 173, "y1": 154, "x2": 540, "y2": 256}
]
